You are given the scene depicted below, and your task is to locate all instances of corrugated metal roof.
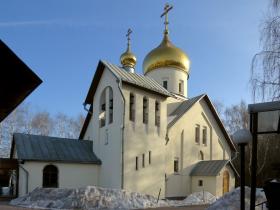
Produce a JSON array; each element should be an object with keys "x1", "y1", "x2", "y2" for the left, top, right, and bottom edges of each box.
[
  {"x1": 168, "y1": 94, "x2": 205, "y2": 128},
  {"x1": 190, "y1": 160, "x2": 228, "y2": 176},
  {"x1": 13, "y1": 133, "x2": 101, "y2": 164},
  {"x1": 102, "y1": 61, "x2": 171, "y2": 97}
]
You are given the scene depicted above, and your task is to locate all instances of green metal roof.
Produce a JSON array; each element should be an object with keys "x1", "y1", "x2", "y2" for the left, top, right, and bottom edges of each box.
[
  {"x1": 190, "y1": 160, "x2": 229, "y2": 176},
  {"x1": 13, "y1": 133, "x2": 101, "y2": 164}
]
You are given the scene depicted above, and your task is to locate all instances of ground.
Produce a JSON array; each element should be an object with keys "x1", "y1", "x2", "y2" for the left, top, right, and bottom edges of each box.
[{"x1": 0, "y1": 202, "x2": 209, "y2": 210}]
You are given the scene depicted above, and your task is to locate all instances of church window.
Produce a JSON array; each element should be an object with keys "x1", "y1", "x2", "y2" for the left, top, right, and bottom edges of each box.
[
  {"x1": 136, "y1": 157, "x2": 138, "y2": 170},
  {"x1": 195, "y1": 125, "x2": 200, "y2": 144},
  {"x1": 129, "y1": 93, "x2": 135, "y2": 121},
  {"x1": 199, "y1": 151, "x2": 204, "y2": 160},
  {"x1": 198, "y1": 180, "x2": 203, "y2": 187},
  {"x1": 109, "y1": 87, "x2": 113, "y2": 124},
  {"x1": 163, "y1": 80, "x2": 168, "y2": 89},
  {"x1": 202, "y1": 127, "x2": 207, "y2": 145},
  {"x1": 174, "y1": 158, "x2": 179, "y2": 173},
  {"x1": 43, "y1": 165, "x2": 58, "y2": 188},
  {"x1": 155, "y1": 101, "x2": 160, "y2": 126},
  {"x1": 99, "y1": 89, "x2": 106, "y2": 127},
  {"x1": 143, "y1": 97, "x2": 148, "y2": 124},
  {"x1": 142, "y1": 153, "x2": 145, "y2": 168},
  {"x1": 179, "y1": 80, "x2": 184, "y2": 95},
  {"x1": 149, "y1": 151, "x2": 152, "y2": 164}
]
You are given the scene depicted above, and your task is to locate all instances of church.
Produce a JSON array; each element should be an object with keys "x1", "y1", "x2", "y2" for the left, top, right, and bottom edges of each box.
[{"x1": 11, "y1": 4, "x2": 237, "y2": 199}]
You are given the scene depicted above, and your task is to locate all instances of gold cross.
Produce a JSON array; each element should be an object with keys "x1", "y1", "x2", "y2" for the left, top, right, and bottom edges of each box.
[{"x1": 160, "y1": 3, "x2": 173, "y2": 35}]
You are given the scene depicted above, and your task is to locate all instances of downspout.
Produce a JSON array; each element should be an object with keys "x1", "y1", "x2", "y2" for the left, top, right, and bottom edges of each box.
[
  {"x1": 19, "y1": 163, "x2": 29, "y2": 194},
  {"x1": 117, "y1": 79, "x2": 125, "y2": 189}
]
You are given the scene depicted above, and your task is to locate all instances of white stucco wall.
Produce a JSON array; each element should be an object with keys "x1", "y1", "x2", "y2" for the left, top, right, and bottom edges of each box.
[
  {"x1": 191, "y1": 176, "x2": 216, "y2": 196},
  {"x1": 18, "y1": 162, "x2": 99, "y2": 197},
  {"x1": 215, "y1": 166, "x2": 235, "y2": 197},
  {"x1": 85, "y1": 67, "x2": 124, "y2": 189},
  {"x1": 146, "y1": 67, "x2": 188, "y2": 97},
  {"x1": 122, "y1": 84, "x2": 167, "y2": 198},
  {"x1": 165, "y1": 97, "x2": 234, "y2": 197}
]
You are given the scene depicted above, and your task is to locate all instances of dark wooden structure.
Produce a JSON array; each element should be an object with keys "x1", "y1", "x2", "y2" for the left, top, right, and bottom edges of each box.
[
  {"x1": 263, "y1": 181, "x2": 280, "y2": 210},
  {"x1": 0, "y1": 39, "x2": 42, "y2": 122},
  {"x1": 0, "y1": 159, "x2": 18, "y2": 200}
]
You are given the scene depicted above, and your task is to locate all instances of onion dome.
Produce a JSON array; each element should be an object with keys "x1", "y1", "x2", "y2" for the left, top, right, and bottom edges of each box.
[
  {"x1": 143, "y1": 4, "x2": 190, "y2": 76},
  {"x1": 120, "y1": 29, "x2": 137, "y2": 70}
]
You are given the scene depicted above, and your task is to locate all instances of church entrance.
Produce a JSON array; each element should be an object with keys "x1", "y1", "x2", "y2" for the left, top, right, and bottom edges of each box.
[{"x1": 222, "y1": 170, "x2": 229, "y2": 194}]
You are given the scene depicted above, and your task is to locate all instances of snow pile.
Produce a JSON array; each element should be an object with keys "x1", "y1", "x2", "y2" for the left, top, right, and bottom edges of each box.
[
  {"x1": 206, "y1": 187, "x2": 267, "y2": 210},
  {"x1": 10, "y1": 186, "x2": 169, "y2": 209},
  {"x1": 167, "y1": 191, "x2": 216, "y2": 206}
]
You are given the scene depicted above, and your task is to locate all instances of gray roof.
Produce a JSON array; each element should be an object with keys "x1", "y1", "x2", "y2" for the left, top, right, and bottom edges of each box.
[
  {"x1": 102, "y1": 61, "x2": 171, "y2": 97},
  {"x1": 84, "y1": 60, "x2": 171, "y2": 104},
  {"x1": 190, "y1": 160, "x2": 229, "y2": 176},
  {"x1": 13, "y1": 133, "x2": 101, "y2": 164},
  {"x1": 168, "y1": 94, "x2": 205, "y2": 128}
]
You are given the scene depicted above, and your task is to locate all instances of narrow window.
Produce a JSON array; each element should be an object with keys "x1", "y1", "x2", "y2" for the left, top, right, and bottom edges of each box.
[
  {"x1": 149, "y1": 151, "x2": 151, "y2": 164},
  {"x1": 179, "y1": 80, "x2": 184, "y2": 95},
  {"x1": 43, "y1": 165, "x2": 58, "y2": 188},
  {"x1": 142, "y1": 154, "x2": 145, "y2": 168},
  {"x1": 109, "y1": 87, "x2": 113, "y2": 124},
  {"x1": 195, "y1": 125, "x2": 200, "y2": 144},
  {"x1": 198, "y1": 180, "x2": 203, "y2": 187},
  {"x1": 199, "y1": 151, "x2": 204, "y2": 160},
  {"x1": 135, "y1": 157, "x2": 138, "y2": 171},
  {"x1": 129, "y1": 93, "x2": 135, "y2": 121},
  {"x1": 143, "y1": 97, "x2": 148, "y2": 124},
  {"x1": 155, "y1": 101, "x2": 160, "y2": 126},
  {"x1": 202, "y1": 127, "x2": 207, "y2": 145},
  {"x1": 99, "y1": 89, "x2": 106, "y2": 127},
  {"x1": 163, "y1": 80, "x2": 168, "y2": 89},
  {"x1": 174, "y1": 158, "x2": 179, "y2": 173}
]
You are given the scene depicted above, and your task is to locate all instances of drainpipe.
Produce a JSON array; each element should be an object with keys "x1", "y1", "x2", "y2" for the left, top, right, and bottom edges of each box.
[
  {"x1": 117, "y1": 79, "x2": 125, "y2": 189},
  {"x1": 19, "y1": 164, "x2": 29, "y2": 194}
]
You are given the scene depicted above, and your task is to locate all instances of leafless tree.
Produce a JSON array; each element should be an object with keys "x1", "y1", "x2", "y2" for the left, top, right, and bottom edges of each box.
[{"x1": 251, "y1": 1, "x2": 280, "y2": 102}]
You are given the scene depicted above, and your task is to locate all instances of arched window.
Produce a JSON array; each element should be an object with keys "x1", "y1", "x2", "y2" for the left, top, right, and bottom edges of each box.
[
  {"x1": 108, "y1": 87, "x2": 113, "y2": 124},
  {"x1": 199, "y1": 151, "x2": 204, "y2": 160},
  {"x1": 155, "y1": 101, "x2": 160, "y2": 126},
  {"x1": 143, "y1": 97, "x2": 148, "y2": 124},
  {"x1": 43, "y1": 165, "x2": 58, "y2": 188},
  {"x1": 99, "y1": 89, "x2": 106, "y2": 127},
  {"x1": 129, "y1": 93, "x2": 135, "y2": 121}
]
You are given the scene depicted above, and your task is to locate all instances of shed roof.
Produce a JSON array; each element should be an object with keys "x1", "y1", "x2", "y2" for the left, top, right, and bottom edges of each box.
[
  {"x1": 12, "y1": 133, "x2": 101, "y2": 164},
  {"x1": 190, "y1": 160, "x2": 229, "y2": 176},
  {"x1": 0, "y1": 40, "x2": 42, "y2": 122}
]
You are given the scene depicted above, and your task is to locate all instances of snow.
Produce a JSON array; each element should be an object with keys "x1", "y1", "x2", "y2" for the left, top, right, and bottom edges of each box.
[
  {"x1": 10, "y1": 186, "x2": 216, "y2": 209},
  {"x1": 206, "y1": 187, "x2": 267, "y2": 210}
]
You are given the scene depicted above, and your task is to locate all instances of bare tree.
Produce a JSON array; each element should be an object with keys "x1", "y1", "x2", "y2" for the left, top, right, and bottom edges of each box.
[{"x1": 251, "y1": 1, "x2": 280, "y2": 102}]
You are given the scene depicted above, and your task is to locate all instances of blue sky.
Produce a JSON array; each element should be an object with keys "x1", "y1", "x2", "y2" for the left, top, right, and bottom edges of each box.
[{"x1": 1, "y1": 1, "x2": 268, "y2": 117}]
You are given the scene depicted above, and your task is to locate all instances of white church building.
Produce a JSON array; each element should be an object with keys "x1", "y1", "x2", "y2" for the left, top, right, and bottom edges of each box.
[{"x1": 11, "y1": 5, "x2": 237, "y2": 199}]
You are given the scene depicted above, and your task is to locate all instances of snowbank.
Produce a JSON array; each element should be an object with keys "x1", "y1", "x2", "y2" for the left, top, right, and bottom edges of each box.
[
  {"x1": 10, "y1": 186, "x2": 169, "y2": 209},
  {"x1": 206, "y1": 187, "x2": 267, "y2": 210},
  {"x1": 10, "y1": 186, "x2": 217, "y2": 209},
  {"x1": 167, "y1": 191, "x2": 216, "y2": 206}
]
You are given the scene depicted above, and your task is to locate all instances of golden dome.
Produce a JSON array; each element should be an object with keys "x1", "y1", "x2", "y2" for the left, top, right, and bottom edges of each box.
[
  {"x1": 143, "y1": 34, "x2": 190, "y2": 75},
  {"x1": 120, "y1": 28, "x2": 137, "y2": 69},
  {"x1": 120, "y1": 48, "x2": 137, "y2": 68}
]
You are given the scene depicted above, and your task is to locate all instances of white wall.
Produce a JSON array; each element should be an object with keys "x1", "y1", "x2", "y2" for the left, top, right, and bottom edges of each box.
[
  {"x1": 165, "y1": 97, "x2": 233, "y2": 197},
  {"x1": 18, "y1": 162, "x2": 99, "y2": 197},
  {"x1": 191, "y1": 176, "x2": 216, "y2": 196},
  {"x1": 85, "y1": 67, "x2": 124, "y2": 189},
  {"x1": 122, "y1": 84, "x2": 167, "y2": 198},
  {"x1": 146, "y1": 67, "x2": 188, "y2": 97}
]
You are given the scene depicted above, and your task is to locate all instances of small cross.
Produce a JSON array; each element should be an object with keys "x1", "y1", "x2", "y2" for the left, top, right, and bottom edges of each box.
[
  {"x1": 126, "y1": 28, "x2": 132, "y2": 43},
  {"x1": 160, "y1": 3, "x2": 173, "y2": 34}
]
